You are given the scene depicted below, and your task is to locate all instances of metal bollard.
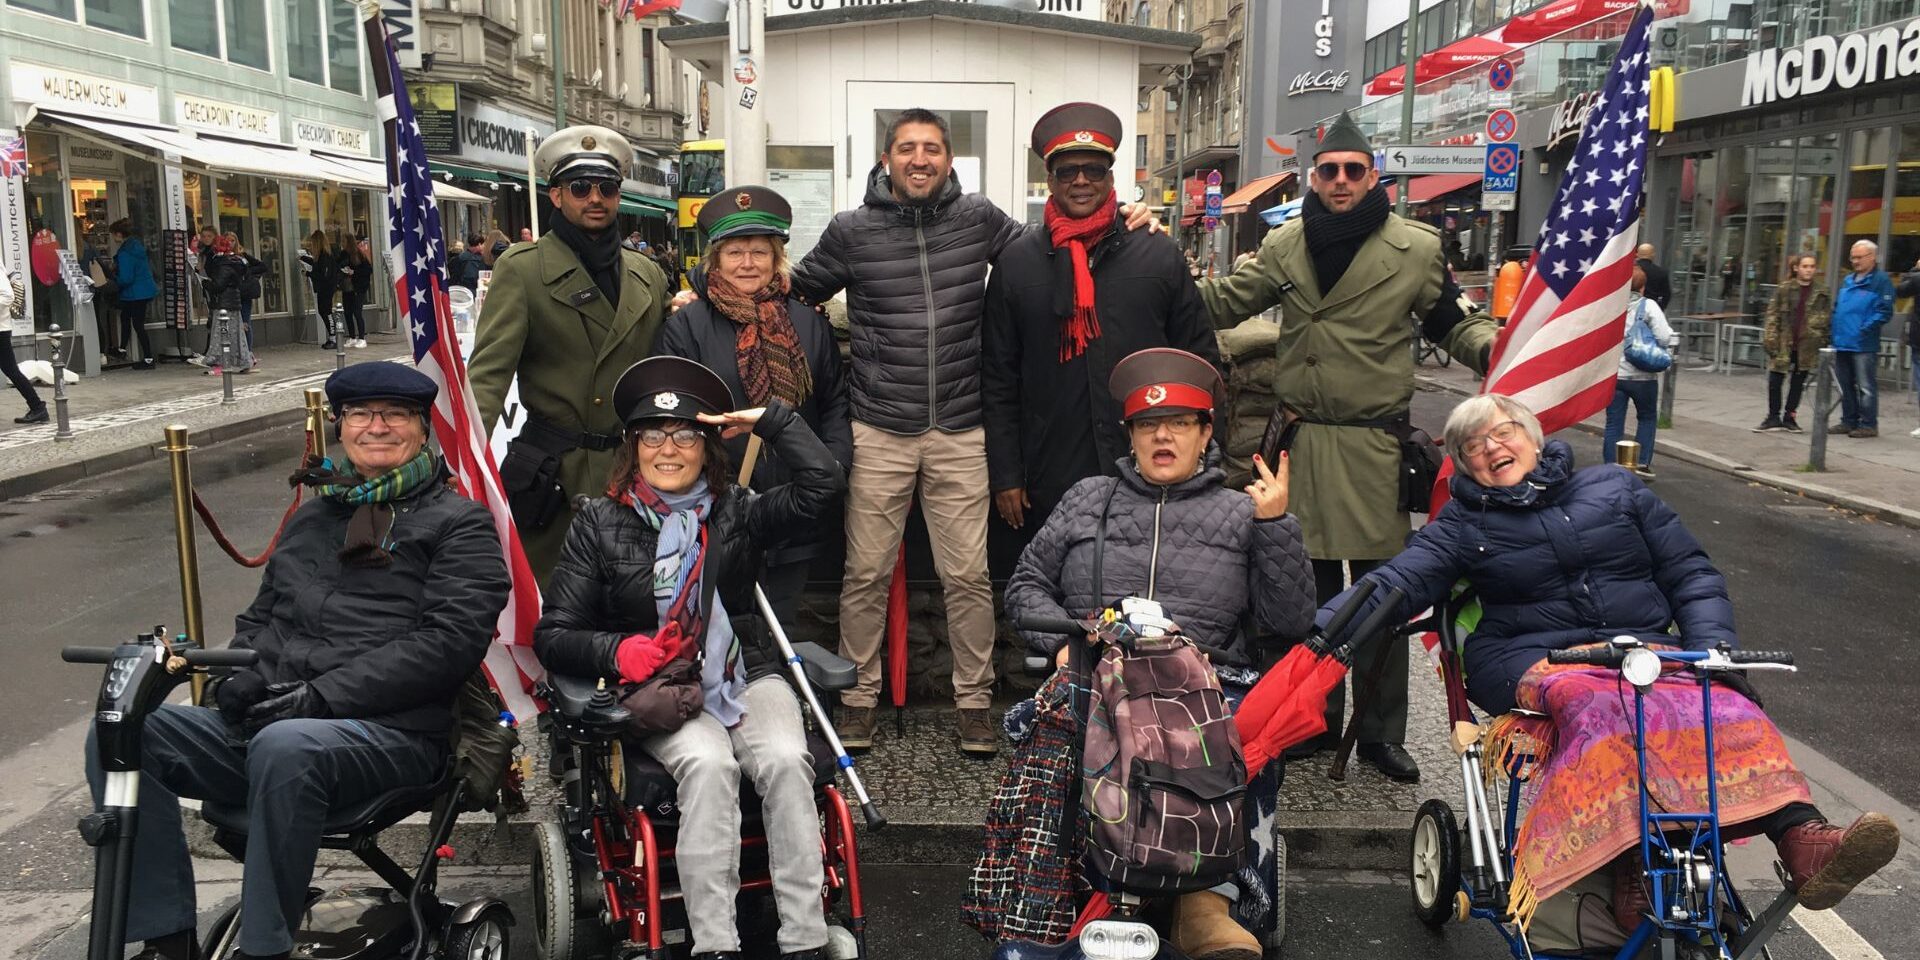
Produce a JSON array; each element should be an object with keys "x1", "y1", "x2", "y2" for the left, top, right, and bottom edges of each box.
[
  {"x1": 48, "y1": 324, "x2": 74, "y2": 441},
  {"x1": 162, "y1": 425, "x2": 208, "y2": 704},
  {"x1": 1809, "y1": 347, "x2": 1835, "y2": 472},
  {"x1": 1658, "y1": 353, "x2": 1678, "y2": 428},
  {"x1": 331, "y1": 305, "x2": 347, "y2": 370},
  {"x1": 214, "y1": 307, "x2": 236, "y2": 404},
  {"x1": 1614, "y1": 439, "x2": 1642, "y2": 469},
  {"x1": 303, "y1": 387, "x2": 329, "y2": 461}
]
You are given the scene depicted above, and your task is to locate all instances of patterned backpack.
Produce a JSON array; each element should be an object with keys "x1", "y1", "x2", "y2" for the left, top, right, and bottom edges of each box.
[{"x1": 1078, "y1": 480, "x2": 1247, "y2": 895}]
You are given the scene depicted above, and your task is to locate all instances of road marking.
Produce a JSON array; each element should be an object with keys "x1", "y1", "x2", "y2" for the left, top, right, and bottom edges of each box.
[{"x1": 1794, "y1": 906, "x2": 1887, "y2": 960}]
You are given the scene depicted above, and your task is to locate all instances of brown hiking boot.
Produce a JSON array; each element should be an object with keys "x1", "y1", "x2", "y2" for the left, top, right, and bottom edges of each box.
[
  {"x1": 957, "y1": 708, "x2": 999, "y2": 755},
  {"x1": 1849, "y1": 427, "x2": 1879, "y2": 438},
  {"x1": 1172, "y1": 890, "x2": 1261, "y2": 960},
  {"x1": 1779, "y1": 813, "x2": 1901, "y2": 909},
  {"x1": 1611, "y1": 852, "x2": 1651, "y2": 933},
  {"x1": 838, "y1": 706, "x2": 878, "y2": 751}
]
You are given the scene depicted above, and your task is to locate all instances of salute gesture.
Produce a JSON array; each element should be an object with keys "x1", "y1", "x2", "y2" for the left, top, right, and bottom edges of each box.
[{"x1": 1245, "y1": 451, "x2": 1289, "y2": 519}]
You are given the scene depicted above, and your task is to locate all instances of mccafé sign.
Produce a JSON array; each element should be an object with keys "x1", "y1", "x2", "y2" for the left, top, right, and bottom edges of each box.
[{"x1": 1743, "y1": 20, "x2": 1920, "y2": 106}]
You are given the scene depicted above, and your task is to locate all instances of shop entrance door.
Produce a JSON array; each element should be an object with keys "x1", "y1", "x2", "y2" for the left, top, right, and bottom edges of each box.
[{"x1": 844, "y1": 81, "x2": 1017, "y2": 217}]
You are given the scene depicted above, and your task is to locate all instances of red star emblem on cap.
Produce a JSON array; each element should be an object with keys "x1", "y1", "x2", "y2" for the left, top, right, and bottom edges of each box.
[{"x1": 735, "y1": 191, "x2": 752, "y2": 210}]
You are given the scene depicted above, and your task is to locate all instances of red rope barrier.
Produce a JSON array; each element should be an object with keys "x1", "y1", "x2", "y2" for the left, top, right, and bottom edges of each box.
[{"x1": 187, "y1": 428, "x2": 315, "y2": 568}]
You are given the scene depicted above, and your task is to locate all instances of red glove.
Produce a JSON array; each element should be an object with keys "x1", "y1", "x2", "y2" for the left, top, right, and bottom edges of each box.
[{"x1": 614, "y1": 622, "x2": 686, "y2": 684}]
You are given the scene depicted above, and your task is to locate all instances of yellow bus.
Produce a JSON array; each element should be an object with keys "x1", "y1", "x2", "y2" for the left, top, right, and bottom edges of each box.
[{"x1": 677, "y1": 139, "x2": 725, "y2": 277}]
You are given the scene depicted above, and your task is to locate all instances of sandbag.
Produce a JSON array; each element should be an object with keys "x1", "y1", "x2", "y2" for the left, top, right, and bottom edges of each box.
[{"x1": 1217, "y1": 317, "x2": 1279, "y2": 363}]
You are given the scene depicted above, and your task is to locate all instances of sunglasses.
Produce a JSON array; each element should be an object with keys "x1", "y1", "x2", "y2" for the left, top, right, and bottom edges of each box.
[
  {"x1": 564, "y1": 178, "x2": 621, "y2": 200},
  {"x1": 1050, "y1": 162, "x2": 1113, "y2": 184},
  {"x1": 1315, "y1": 161, "x2": 1371, "y2": 183}
]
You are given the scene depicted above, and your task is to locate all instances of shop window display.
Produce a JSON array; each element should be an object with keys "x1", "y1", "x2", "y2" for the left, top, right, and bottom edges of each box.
[{"x1": 256, "y1": 183, "x2": 287, "y2": 314}]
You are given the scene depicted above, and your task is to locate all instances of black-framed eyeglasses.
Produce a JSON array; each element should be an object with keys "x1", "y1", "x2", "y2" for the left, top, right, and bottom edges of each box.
[
  {"x1": 635, "y1": 427, "x2": 704, "y2": 449},
  {"x1": 340, "y1": 406, "x2": 421, "y2": 428},
  {"x1": 1315, "y1": 161, "x2": 1371, "y2": 183},
  {"x1": 1050, "y1": 162, "x2": 1112, "y2": 184},
  {"x1": 1127, "y1": 414, "x2": 1203, "y2": 436},
  {"x1": 564, "y1": 178, "x2": 621, "y2": 200},
  {"x1": 1459, "y1": 420, "x2": 1523, "y2": 459}
]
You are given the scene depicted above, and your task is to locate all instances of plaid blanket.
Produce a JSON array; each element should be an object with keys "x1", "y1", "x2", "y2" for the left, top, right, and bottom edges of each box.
[{"x1": 963, "y1": 673, "x2": 1087, "y2": 944}]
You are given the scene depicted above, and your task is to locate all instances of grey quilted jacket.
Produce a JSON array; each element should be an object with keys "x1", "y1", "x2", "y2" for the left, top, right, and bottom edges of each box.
[
  {"x1": 790, "y1": 164, "x2": 1026, "y2": 435},
  {"x1": 1005, "y1": 449, "x2": 1316, "y2": 668}
]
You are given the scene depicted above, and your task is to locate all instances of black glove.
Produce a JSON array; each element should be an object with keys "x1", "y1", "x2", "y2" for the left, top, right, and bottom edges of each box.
[
  {"x1": 213, "y1": 670, "x2": 270, "y2": 722},
  {"x1": 242, "y1": 681, "x2": 330, "y2": 735}
]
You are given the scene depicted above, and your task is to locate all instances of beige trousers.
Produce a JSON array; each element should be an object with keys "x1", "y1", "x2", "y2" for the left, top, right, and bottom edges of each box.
[{"x1": 838, "y1": 421, "x2": 996, "y2": 710}]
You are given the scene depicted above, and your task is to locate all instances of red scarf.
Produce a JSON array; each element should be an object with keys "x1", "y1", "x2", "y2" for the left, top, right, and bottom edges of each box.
[{"x1": 1043, "y1": 191, "x2": 1117, "y2": 362}]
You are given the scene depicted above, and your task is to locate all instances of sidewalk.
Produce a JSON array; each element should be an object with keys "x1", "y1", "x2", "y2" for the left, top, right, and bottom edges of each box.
[
  {"x1": 0, "y1": 333, "x2": 412, "y2": 500},
  {"x1": 1417, "y1": 360, "x2": 1920, "y2": 525}
]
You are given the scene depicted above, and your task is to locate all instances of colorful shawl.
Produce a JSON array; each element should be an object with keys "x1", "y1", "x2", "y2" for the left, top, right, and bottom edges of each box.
[
  {"x1": 1486, "y1": 648, "x2": 1812, "y2": 929},
  {"x1": 288, "y1": 449, "x2": 439, "y2": 567}
]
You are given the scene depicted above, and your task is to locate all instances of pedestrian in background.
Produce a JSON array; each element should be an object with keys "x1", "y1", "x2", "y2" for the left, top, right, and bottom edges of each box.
[
  {"x1": 1757, "y1": 253, "x2": 1830, "y2": 433},
  {"x1": 1635, "y1": 242, "x2": 1672, "y2": 310},
  {"x1": 1830, "y1": 240, "x2": 1893, "y2": 438},
  {"x1": 109, "y1": 219, "x2": 158, "y2": 370},
  {"x1": 1893, "y1": 258, "x2": 1920, "y2": 438},
  {"x1": 1603, "y1": 266, "x2": 1674, "y2": 478},
  {"x1": 301, "y1": 230, "x2": 343, "y2": 351},
  {"x1": 485, "y1": 229, "x2": 511, "y2": 267},
  {"x1": 448, "y1": 238, "x2": 482, "y2": 293},
  {"x1": 340, "y1": 239, "x2": 372, "y2": 349},
  {"x1": 227, "y1": 233, "x2": 268, "y2": 369},
  {"x1": 0, "y1": 252, "x2": 47, "y2": 422},
  {"x1": 202, "y1": 235, "x2": 257, "y2": 376}
]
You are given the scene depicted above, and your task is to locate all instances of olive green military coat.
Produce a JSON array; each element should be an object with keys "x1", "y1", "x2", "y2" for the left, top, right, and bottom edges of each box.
[
  {"x1": 1199, "y1": 213, "x2": 1497, "y2": 561},
  {"x1": 468, "y1": 234, "x2": 670, "y2": 582}
]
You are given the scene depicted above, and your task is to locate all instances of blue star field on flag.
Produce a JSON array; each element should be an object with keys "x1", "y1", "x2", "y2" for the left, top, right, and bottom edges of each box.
[{"x1": 381, "y1": 72, "x2": 448, "y2": 362}]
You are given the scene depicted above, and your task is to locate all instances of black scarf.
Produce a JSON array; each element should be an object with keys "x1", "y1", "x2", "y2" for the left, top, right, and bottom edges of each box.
[
  {"x1": 1300, "y1": 185, "x2": 1391, "y2": 296},
  {"x1": 549, "y1": 217, "x2": 622, "y2": 308}
]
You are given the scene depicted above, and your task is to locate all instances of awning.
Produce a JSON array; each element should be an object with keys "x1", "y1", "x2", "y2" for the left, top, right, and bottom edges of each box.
[
  {"x1": 1220, "y1": 171, "x2": 1295, "y2": 215},
  {"x1": 1385, "y1": 173, "x2": 1483, "y2": 204},
  {"x1": 1260, "y1": 197, "x2": 1304, "y2": 227},
  {"x1": 34, "y1": 110, "x2": 378, "y2": 187},
  {"x1": 1366, "y1": 68, "x2": 1406, "y2": 97},
  {"x1": 312, "y1": 152, "x2": 489, "y2": 202},
  {"x1": 1501, "y1": 0, "x2": 1688, "y2": 44},
  {"x1": 618, "y1": 196, "x2": 670, "y2": 219},
  {"x1": 430, "y1": 160, "x2": 501, "y2": 182},
  {"x1": 620, "y1": 183, "x2": 677, "y2": 215},
  {"x1": 1415, "y1": 35, "x2": 1521, "y2": 84}
]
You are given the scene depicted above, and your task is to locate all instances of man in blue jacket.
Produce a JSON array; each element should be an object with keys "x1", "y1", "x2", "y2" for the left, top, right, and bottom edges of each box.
[{"x1": 1830, "y1": 240, "x2": 1894, "y2": 438}]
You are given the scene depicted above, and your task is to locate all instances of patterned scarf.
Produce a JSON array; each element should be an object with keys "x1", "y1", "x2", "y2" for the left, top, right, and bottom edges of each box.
[
  {"x1": 288, "y1": 449, "x2": 439, "y2": 567},
  {"x1": 706, "y1": 270, "x2": 813, "y2": 407},
  {"x1": 1043, "y1": 191, "x2": 1117, "y2": 362},
  {"x1": 615, "y1": 475, "x2": 748, "y2": 727}
]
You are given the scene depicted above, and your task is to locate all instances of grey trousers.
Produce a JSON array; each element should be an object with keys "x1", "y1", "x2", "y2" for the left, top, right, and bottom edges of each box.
[
  {"x1": 642, "y1": 677, "x2": 826, "y2": 954},
  {"x1": 84, "y1": 705, "x2": 443, "y2": 956}
]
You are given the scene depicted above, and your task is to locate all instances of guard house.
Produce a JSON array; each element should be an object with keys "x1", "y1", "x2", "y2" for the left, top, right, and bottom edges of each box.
[{"x1": 660, "y1": 1, "x2": 1198, "y2": 256}]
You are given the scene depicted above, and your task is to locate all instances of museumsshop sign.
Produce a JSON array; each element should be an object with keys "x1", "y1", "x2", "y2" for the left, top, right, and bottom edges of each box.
[{"x1": 1742, "y1": 19, "x2": 1920, "y2": 106}]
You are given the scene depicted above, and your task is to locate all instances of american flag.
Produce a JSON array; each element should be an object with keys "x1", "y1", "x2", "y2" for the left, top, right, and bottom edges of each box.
[
  {"x1": 1, "y1": 137, "x2": 26, "y2": 178},
  {"x1": 362, "y1": 4, "x2": 543, "y2": 720},
  {"x1": 1480, "y1": 1, "x2": 1655, "y2": 433}
]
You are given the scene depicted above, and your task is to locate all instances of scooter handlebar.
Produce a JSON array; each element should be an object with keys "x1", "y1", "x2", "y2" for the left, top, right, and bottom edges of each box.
[
  {"x1": 1346, "y1": 586, "x2": 1407, "y2": 650},
  {"x1": 60, "y1": 646, "x2": 118, "y2": 664},
  {"x1": 1547, "y1": 647, "x2": 1623, "y2": 666},
  {"x1": 1015, "y1": 616, "x2": 1089, "y2": 636},
  {"x1": 186, "y1": 648, "x2": 259, "y2": 668},
  {"x1": 1727, "y1": 650, "x2": 1793, "y2": 666}
]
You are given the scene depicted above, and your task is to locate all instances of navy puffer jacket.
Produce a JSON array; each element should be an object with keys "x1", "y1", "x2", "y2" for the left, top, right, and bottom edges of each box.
[
  {"x1": 789, "y1": 164, "x2": 1026, "y2": 435},
  {"x1": 1314, "y1": 440, "x2": 1734, "y2": 714},
  {"x1": 1005, "y1": 447, "x2": 1316, "y2": 668}
]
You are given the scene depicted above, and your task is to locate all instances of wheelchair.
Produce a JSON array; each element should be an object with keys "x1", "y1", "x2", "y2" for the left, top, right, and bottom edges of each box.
[
  {"x1": 1396, "y1": 589, "x2": 1802, "y2": 960},
  {"x1": 533, "y1": 641, "x2": 871, "y2": 960}
]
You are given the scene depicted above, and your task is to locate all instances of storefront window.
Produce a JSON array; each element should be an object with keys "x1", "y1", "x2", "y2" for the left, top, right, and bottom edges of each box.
[
  {"x1": 8, "y1": 0, "x2": 79, "y2": 19},
  {"x1": 21, "y1": 132, "x2": 71, "y2": 334},
  {"x1": 326, "y1": 0, "x2": 362, "y2": 94},
  {"x1": 83, "y1": 0, "x2": 144, "y2": 36},
  {"x1": 227, "y1": 0, "x2": 270, "y2": 69},
  {"x1": 1887, "y1": 124, "x2": 1920, "y2": 305},
  {"x1": 183, "y1": 172, "x2": 211, "y2": 240},
  {"x1": 286, "y1": 0, "x2": 325, "y2": 85},
  {"x1": 256, "y1": 182, "x2": 286, "y2": 313},
  {"x1": 1788, "y1": 134, "x2": 1844, "y2": 277},
  {"x1": 171, "y1": 0, "x2": 221, "y2": 56},
  {"x1": 217, "y1": 176, "x2": 253, "y2": 249},
  {"x1": 1844, "y1": 127, "x2": 1894, "y2": 278}
]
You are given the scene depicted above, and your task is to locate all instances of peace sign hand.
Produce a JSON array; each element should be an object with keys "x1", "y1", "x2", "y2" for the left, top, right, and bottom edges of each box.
[{"x1": 1244, "y1": 452, "x2": 1290, "y2": 520}]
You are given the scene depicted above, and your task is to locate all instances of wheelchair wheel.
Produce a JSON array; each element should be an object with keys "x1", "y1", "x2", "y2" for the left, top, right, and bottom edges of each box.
[
  {"x1": 1410, "y1": 799, "x2": 1462, "y2": 929},
  {"x1": 533, "y1": 820, "x2": 609, "y2": 960},
  {"x1": 444, "y1": 903, "x2": 511, "y2": 960}
]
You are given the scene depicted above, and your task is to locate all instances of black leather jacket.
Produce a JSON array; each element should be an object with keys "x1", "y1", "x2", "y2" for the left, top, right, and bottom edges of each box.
[{"x1": 533, "y1": 400, "x2": 845, "y2": 683}]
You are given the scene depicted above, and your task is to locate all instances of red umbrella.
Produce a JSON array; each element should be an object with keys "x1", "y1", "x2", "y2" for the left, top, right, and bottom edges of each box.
[
  {"x1": 1366, "y1": 68, "x2": 1405, "y2": 96},
  {"x1": 887, "y1": 542, "x2": 908, "y2": 710},
  {"x1": 1416, "y1": 35, "x2": 1521, "y2": 84}
]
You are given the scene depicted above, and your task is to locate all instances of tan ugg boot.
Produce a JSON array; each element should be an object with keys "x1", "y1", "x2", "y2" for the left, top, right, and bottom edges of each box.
[{"x1": 1172, "y1": 890, "x2": 1261, "y2": 960}]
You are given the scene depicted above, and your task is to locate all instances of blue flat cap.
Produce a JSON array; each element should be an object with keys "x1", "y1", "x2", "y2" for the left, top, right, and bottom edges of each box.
[{"x1": 325, "y1": 361, "x2": 438, "y2": 412}]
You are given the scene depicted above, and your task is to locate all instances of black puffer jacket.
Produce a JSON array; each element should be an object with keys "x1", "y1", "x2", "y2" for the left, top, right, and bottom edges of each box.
[
  {"x1": 1005, "y1": 448, "x2": 1316, "y2": 668},
  {"x1": 790, "y1": 164, "x2": 1026, "y2": 435},
  {"x1": 654, "y1": 283, "x2": 853, "y2": 566},
  {"x1": 228, "y1": 463, "x2": 509, "y2": 736},
  {"x1": 533, "y1": 401, "x2": 845, "y2": 683}
]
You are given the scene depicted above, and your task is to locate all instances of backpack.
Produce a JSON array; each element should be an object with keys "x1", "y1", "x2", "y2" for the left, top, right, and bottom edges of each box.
[{"x1": 1077, "y1": 480, "x2": 1247, "y2": 895}]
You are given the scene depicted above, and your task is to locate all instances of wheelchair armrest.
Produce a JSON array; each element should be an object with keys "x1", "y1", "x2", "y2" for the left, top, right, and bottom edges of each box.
[
  {"x1": 543, "y1": 672, "x2": 631, "y2": 732},
  {"x1": 792, "y1": 642, "x2": 857, "y2": 693}
]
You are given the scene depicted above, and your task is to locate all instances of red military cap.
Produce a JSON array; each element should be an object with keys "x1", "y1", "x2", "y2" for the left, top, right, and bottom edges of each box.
[
  {"x1": 1031, "y1": 101, "x2": 1122, "y2": 163},
  {"x1": 1108, "y1": 348, "x2": 1222, "y2": 421}
]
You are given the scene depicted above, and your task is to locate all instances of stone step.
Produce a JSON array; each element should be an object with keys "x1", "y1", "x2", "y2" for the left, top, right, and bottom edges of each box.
[{"x1": 186, "y1": 642, "x2": 1453, "y2": 877}]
